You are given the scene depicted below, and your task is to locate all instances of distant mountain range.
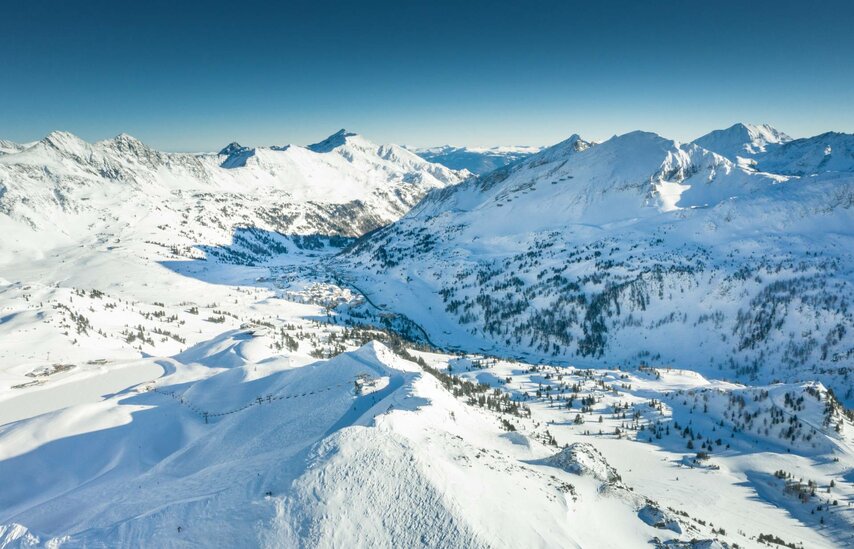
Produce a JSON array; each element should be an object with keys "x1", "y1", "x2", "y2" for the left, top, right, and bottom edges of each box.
[
  {"x1": 692, "y1": 122, "x2": 854, "y2": 176},
  {"x1": 0, "y1": 129, "x2": 465, "y2": 263},
  {"x1": 414, "y1": 123, "x2": 854, "y2": 179},
  {"x1": 2, "y1": 123, "x2": 853, "y2": 400}
]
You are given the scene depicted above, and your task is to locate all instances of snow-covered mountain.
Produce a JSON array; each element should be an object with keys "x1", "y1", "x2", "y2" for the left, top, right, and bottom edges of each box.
[
  {"x1": 0, "y1": 140, "x2": 29, "y2": 156},
  {"x1": 755, "y1": 132, "x2": 854, "y2": 176},
  {"x1": 414, "y1": 144, "x2": 542, "y2": 174},
  {"x1": 334, "y1": 129, "x2": 854, "y2": 403},
  {"x1": 0, "y1": 129, "x2": 464, "y2": 263},
  {"x1": 2, "y1": 124, "x2": 853, "y2": 549},
  {"x1": 0, "y1": 127, "x2": 466, "y2": 386},
  {"x1": 693, "y1": 123, "x2": 854, "y2": 176},
  {"x1": 692, "y1": 123, "x2": 791, "y2": 163}
]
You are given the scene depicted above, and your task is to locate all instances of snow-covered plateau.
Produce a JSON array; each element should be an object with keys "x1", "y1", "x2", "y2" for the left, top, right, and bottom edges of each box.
[{"x1": 0, "y1": 125, "x2": 852, "y2": 548}]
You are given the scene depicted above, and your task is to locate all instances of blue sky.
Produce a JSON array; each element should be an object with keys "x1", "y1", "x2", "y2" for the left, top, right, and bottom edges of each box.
[{"x1": 2, "y1": 0, "x2": 852, "y2": 150}]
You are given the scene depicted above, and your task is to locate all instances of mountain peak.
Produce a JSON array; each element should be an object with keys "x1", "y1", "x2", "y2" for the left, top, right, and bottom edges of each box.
[
  {"x1": 218, "y1": 142, "x2": 257, "y2": 169},
  {"x1": 113, "y1": 132, "x2": 139, "y2": 141},
  {"x1": 0, "y1": 139, "x2": 26, "y2": 155},
  {"x1": 96, "y1": 133, "x2": 156, "y2": 159},
  {"x1": 693, "y1": 123, "x2": 791, "y2": 161},
  {"x1": 38, "y1": 130, "x2": 90, "y2": 156},
  {"x1": 728, "y1": 122, "x2": 789, "y2": 142},
  {"x1": 753, "y1": 130, "x2": 854, "y2": 176},
  {"x1": 308, "y1": 129, "x2": 367, "y2": 153},
  {"x1": 533, "y1": 133, "x2": 592, "y2": 162},
  {"x1": 42, "y1": 130, "x2": 83, "y2": 146},
  {"x1": 558, "y1": 133, "x2": 584, "y2": 145},
  {"x1": 613, "y1": 129, "x2": 669, "y2": 143},
  {"x1": 218, "y1": 142, "x2": 248, "y2": 156},
  {"x1": 107, "y1": 132, "x2": 146, "y2": 147}
]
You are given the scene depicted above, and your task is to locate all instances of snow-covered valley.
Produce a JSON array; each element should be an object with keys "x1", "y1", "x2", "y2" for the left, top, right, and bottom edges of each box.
[
  {"x1": 1, "y1": 126, "x2": 852, "y2": 548},
  {"x1": 335, "y1": 128, "x2": 854, "y2": 406}
]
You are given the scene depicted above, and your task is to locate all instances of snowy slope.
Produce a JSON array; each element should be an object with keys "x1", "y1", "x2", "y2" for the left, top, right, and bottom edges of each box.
[
  {"x1": 3, "y1": 329, "x2": 850, "y2": 548},
  {"x1": 0, "y1": 340, "x2": 740, "y2": 548},
  {"x1": 334, "y1": 130, "x2": 854, "y2": 403},
  {"x1": 414, "y1": 144, "x2": 541, "y2": 174}
]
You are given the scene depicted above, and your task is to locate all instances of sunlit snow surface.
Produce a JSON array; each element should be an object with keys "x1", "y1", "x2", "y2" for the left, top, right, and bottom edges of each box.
[{"x1": 1, "y1": 127, "x2": 853, "y2": 548}]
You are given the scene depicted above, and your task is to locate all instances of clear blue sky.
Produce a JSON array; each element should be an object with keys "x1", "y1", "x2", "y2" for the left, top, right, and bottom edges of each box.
[{"x1": 2, "y1": 0, "x2": 852, "y2": 150}]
